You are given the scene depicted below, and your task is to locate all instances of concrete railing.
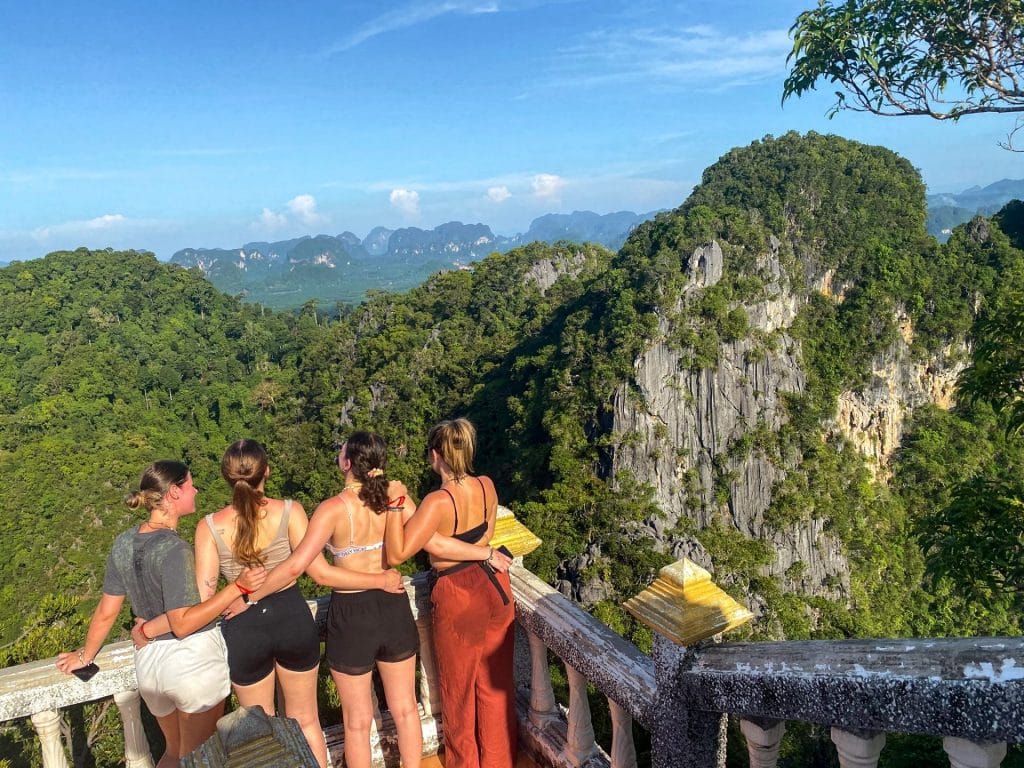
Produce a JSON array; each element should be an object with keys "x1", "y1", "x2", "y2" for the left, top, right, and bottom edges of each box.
[
  {"x1": 650, "y1": 634, "x2": 1024, "y2": 768},
  {"x1": 1, "y1": 553, "x2": 1022, "y2": 768}
]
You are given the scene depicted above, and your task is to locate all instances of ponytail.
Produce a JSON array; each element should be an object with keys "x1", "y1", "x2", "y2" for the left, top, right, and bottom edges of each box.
[
  {"x1": 427, "y1": 418, "x2": 476, "y2": 480},
  {"x1": 344, "y1": 431, "x2": 390, "y2": 513},
  {"x1": 221, "y1": 439, "x2": 269, "y2": 567}
]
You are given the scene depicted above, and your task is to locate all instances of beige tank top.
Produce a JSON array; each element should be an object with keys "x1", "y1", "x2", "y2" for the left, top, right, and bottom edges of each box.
[{"x1": 204, "y1": 499, "x2": 293, "y2": 581}]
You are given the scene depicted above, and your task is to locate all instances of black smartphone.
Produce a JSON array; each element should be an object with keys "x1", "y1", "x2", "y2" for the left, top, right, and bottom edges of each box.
[
  {"x1": 496, "y1": 545, "x2": 513, "y2": 559},
  {"x1": 72, "y1": 663, "x2": 100, "y2": 682}
]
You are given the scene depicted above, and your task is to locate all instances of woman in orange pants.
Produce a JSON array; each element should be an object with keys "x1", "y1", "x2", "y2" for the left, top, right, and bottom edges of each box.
[{"x1": 385, "y1": 417, "x2": 516, "y2": 768}]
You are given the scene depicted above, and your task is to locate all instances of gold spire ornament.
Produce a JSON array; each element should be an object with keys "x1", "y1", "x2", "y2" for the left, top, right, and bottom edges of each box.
[{"x1": 623, "y1": 558, "x2": 753, "y2": 646}]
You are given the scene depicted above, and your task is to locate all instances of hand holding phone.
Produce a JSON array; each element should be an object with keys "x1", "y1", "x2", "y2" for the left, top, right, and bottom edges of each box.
[{"x1": 72, "y1": 663, "x2": 100, "y2": 682}]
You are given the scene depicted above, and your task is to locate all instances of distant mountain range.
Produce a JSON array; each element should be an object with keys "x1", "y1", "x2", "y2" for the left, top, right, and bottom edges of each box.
[
  {"x1": 171, "y1": 210, "x2": 658, "y2": 309},
  {"x1": 926, "y1": 178, "x2": 1024, "y2": 240}
]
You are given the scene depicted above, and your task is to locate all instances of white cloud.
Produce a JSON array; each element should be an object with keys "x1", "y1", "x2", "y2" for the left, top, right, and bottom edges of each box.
[
  {"x1": 286, "y1": 194, "x2": 326, "y2": 226},
  {"x1": 390, "y1": 188, "x2": 421, "y2": 216},
  {"x1": 545, "y1": 25, "x2": 791, "y2": 91},
  {"x1": 322, "y1": 0, "x2": 564, "y2": 54},
  {"x1": 251, "y1": 194, "x2": 327, "y2": 233},
  {"x1": 531, "y1": 174, "x2": 564, "y2": 199},
  {"x1": 486, "y1": 185, "x2": 512, "y2": 203},
  {"x1": 33, "y1": 213, "x2": 127, "y2": 241},
  {"x1": 255, "y1": 207, "x2": 288, "y2": 232}
]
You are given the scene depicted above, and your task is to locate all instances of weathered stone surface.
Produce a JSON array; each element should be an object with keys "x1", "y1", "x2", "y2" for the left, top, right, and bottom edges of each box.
[
  {"x1": 678, "y1": 637, "x2": 1024, "y2": 742},
  {"x1": 511, "y1": 566, "x2": 656, "y2": 728},
  {"x1": 0, "y1": 641, "x2": 137, "y2": 721}
]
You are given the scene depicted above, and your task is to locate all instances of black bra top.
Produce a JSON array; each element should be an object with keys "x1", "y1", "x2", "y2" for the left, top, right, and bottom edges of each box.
[{"x1": 443, "y1": 477, "x2": 489, "y2": 543}]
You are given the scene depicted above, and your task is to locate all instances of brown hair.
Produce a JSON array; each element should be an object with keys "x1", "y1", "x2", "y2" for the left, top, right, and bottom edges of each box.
[
  {"x1": 126, "y1": 460, "x2": 189, "y2": 512},
  {"x1": 221, "y1": 439, "x2": 269, "y2": 567},
  {"x1": 344, "y1": 431, "x2": 389, "y2": 513},
  {"x1": 427, "y1": 418, "x2": 476, "y2": 480}
]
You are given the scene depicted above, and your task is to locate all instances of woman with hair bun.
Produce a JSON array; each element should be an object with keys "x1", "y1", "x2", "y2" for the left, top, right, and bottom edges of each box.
[
  {"x1": 384, "y1": 417, "x2": 516, "y2": 768},
  {"x1": 57, "y1": 461, "x2": 266, "y2": 768},
  {"x1": 252, "y1": 430, "x2": 498, "y2": 768}
]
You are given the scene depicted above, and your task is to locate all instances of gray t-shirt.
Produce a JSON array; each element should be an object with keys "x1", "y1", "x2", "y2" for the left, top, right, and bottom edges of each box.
[{"x1": 102, "y1": 526, "x2": 212, "y2": 640}]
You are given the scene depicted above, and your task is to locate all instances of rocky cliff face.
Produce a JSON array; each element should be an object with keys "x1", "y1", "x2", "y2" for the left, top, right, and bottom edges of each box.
[
  {"x1": 603, "y1": 234, "x2": 964, "y2": 609},
  {"x1": 833, "y1": 314, "x2": 965, "y2": 475}
]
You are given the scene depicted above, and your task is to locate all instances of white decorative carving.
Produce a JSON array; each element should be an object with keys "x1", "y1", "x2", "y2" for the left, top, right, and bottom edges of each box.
[
  {"x1": 608, "y1": 698, "x2": 638, "y2": 768},
  {"x1": 740, "y1": 718, "x2": 786, "y2": 768},
  {"x1": 414, "y1": 615, "x2": 441, "y2": 716},
  {"x1": 527, "y1": 631, "x2": 558, "y2": 727},
  {"x1": 830, "y1": 727, "x2": 885, "y2": 768},
  {"x1": 943, "y1": 736, "x2": 1007, "y2": 768},
  {"x1": 113, "y1": 689, "x2": 154, "y2": 768},
  {"x1": 29, "y1": 709, "x2": 69, "y2": 768},
  {"x1": 565, "y1": 664, "x2": 597, "y2": 767}
]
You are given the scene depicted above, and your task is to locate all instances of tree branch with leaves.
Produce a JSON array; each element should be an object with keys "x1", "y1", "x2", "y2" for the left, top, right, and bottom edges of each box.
[{"x1": 783, "y1": 0, "x2": 1024, "y2": 149}]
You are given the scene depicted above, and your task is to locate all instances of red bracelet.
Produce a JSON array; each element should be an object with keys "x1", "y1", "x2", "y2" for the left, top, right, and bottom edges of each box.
[
  {"x1": 140, "y1": 622, "x2": 153, "y2": 640},
  {"x1": 235, "y1": 582, "x2": 253, "y2": 595}
]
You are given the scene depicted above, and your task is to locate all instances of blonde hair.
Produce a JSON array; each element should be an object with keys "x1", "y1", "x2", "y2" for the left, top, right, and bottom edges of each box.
[
  {"x1": 427, "y1": 418, "x2": 476, "y2": 480},
  {"x1": 126, "y1": 460, "x2": 189, "y2": 512},
  {"x1": 221, "y1": 439, "x2": 269, "y2": 567}
]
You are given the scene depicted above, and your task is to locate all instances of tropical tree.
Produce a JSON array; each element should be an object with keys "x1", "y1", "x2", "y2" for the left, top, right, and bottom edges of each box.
[{"x1": 783, "y1": 0, "x2": 1024, "y2": 149}]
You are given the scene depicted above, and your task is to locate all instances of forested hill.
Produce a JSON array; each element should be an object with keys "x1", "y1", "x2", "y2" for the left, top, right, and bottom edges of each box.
[{"x1": 3, "y1": 133, "x2": 1023, "y2": 668}]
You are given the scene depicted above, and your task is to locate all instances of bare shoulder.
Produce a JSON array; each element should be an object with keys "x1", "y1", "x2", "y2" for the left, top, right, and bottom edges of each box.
[
  {"x1": 479, "y1": 475, "x2": 499, "y2": 501},
  {"x1": 209, "y1": 505, "x2": 235, "y2": 524},
  {"x1": 387, "y1": 479, "x2": 410, "y2": 498},
  {"x1": 312, "y1": 493, "x2": 346, "y2": 520}
]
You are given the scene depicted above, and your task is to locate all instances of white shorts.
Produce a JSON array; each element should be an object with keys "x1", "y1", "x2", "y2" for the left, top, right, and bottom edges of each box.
[{"x1": 134, "y1": 627, "x2": 230, "y2": 717}]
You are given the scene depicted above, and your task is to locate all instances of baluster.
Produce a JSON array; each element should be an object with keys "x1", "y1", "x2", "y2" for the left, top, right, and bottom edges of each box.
[
  {"x1": 607, "y1": 698, "x2": 638, "y2": 768},
  {"x1": 943, "y1": 737, "x2": 1007, "y2": 768},
  {"x1": 414, "y1": 614, "x2": 442, "y2": 716},
  {"x1": 527, "y1": 631, "x2": 558, "y2": 728},
  {"x1": 565, "y1": 663, "x2": 597, "y2": 767},
  {"x1": 113, "y1": 690, "x2": 155, "y2": 768},
  {"x1": 740, "y1": 718, "x2": 785, "y2": 768},
  {"x1": 830, "y1": 728, "x2": 885, "y2": 768},
  {"x1": 29, "y1": 710, "x2": 69, "y2": 768},
  {"x1": 369, "y1": 686, "x2": 382, "y2": 741}
]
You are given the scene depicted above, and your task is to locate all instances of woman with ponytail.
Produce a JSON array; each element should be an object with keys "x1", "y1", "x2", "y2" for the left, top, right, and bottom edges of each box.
[
  {"x1": 250, "y1": 430, "x2": 498, "y2": 768},
  {"x1": 384, "y1": 417, "x2": 516, "y2": 768},
  {"x1": 57, "y1": 461, "x2": 266, "y2": 768}
]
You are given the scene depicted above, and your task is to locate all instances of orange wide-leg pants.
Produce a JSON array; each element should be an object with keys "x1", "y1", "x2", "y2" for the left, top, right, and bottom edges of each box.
[{"x1": 431, "y1": 563, "x2": 517, "y2": 768}]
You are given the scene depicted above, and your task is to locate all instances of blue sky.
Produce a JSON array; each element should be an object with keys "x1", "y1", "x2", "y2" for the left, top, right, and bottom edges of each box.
[{"x1": 1, "y1": 0, "x2": 1021, "y2": 262}]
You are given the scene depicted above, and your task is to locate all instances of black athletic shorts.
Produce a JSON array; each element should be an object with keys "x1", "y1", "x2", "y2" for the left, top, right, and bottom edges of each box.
[
  {"x1": 326, "y1": 589, "x2": 419, "y2": 675},
  {"x1": 220, "y1": 584, "x2": 321, "y2": 686}
]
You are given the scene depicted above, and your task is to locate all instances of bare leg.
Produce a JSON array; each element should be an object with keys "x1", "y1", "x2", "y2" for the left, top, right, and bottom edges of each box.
[
  {"x1": 153, "y1": 711, "x2": 181, "y2": 768},
  {"x1": 233, "y1": 670, "x2": 278, "y2": 717},
  {"x1": 331, "y1": 667, "x2": 375, "y2": 768},
  {"x1": 178, "y1": 699, "x2": 225, "y2": 757},
  {"x1": 278, "y1": 664, "x2": 327, "y2": 768},
  {"x1": 378, "y1": 655, "x2": 422, "y2": 768}
]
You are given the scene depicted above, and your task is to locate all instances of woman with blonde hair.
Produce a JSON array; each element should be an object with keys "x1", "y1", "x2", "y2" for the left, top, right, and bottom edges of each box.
[
  {"x1": 251, "y1": 430, "x2": 502, "y2": 768},
  {"x1": 134, "y1": 439, "x2": 403, "y2": 768},
  {"x1": 384, "y1": 418, "x2": 516, "y2": 768},
  {"x1": 57, "y1": 461, "x2": 266, "y2": 768}
]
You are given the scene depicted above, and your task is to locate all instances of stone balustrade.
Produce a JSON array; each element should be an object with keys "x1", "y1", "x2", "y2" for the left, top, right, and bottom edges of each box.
[
  {"x1": 653, "y1": 635, "x2": 1024, "y2": 768},
  {"x1": 1, "y1": 553, "x2": 1022, "y2": 768}
]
